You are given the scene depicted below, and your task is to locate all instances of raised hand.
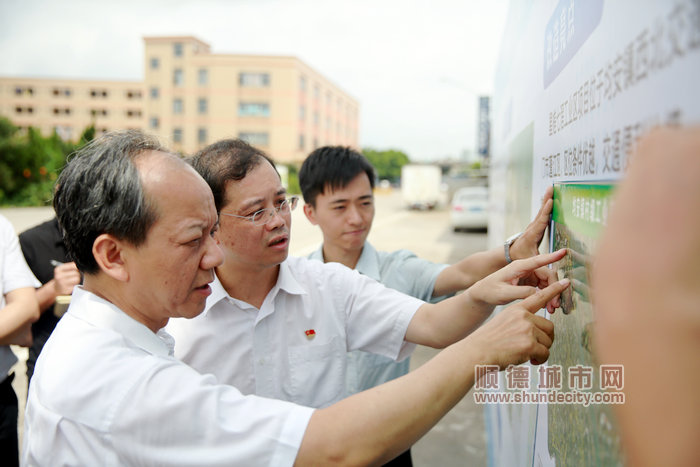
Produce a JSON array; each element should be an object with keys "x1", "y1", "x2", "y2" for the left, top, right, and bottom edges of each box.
[
  {"x1": 509, "y1": 185, "x2": 553, "y2": 261},
  {"x1": 467, "y1": 248, "x2": 566, "y2": 313}
]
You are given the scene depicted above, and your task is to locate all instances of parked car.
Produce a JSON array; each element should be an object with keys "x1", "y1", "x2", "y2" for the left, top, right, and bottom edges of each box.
[{"x1": 450, "y1": 186, "x2": 489, "y2": 231}]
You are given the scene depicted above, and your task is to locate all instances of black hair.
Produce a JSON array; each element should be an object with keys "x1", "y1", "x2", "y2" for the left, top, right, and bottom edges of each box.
[
  {"x1": 189, "y1": 139, "x2": 277, "y2": 212},
  {"x1": 299, "y1": 146, "x2": 375, "y2": 206}
]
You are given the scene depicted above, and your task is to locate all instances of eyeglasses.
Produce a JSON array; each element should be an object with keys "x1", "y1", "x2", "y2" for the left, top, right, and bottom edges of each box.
[{"x1": 220, "y1": 196, "x2": 299, "y2": 226}]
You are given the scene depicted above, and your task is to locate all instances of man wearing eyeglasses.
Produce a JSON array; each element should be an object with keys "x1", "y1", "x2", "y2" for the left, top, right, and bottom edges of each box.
[{"x1": 166, "y1": 138, "x2": 566, "y2": 413}]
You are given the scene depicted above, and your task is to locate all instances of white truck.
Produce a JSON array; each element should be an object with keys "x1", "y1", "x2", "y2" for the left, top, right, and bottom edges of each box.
[{"x1": 400, "y1": 164, "x2": 443, "y2": 210}]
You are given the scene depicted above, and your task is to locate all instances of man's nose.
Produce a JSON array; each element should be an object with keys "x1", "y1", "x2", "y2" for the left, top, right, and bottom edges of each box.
[
  {"x1": 202, "y1": 235, "x2": 224, "y2": 269},
  {"x1": 265, "y1": 208, "x2": 287, "y2": 230},
  {"x1": 347, "y1": 205, "x2": 363, "y2": 224}
]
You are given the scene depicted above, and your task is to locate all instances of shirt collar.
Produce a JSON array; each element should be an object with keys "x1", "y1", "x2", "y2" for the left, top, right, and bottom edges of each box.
[
  {"x1": 202, "y1": 274, "x2": 231, "y2": 315},
  {"x1": 68, "y1": 286, "x2": 174, "y2": 357},
  {"x1": 206, "y1": 259, "x2": 307, "y2": 312},
  {"x1": 312, "y1": 242, "x2": 381, "y2": 281},
  {"x1": 308, "y1": 246, "x2": 324, "y2": 262},
  {"x1": 276, "y1": 259, "x2": 307, "y2": 296},
  {"x1": 354, "y1": 242, "x2": 381, "y2": 281}
]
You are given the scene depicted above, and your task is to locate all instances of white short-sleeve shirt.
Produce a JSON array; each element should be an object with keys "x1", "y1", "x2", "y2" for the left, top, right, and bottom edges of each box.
[
  {"x1": 22, "y1": 287, "x2": 314, "y2": 466},
  {"x1": 0, "y1": 214, "x2": 40, "y2": 376},
  {"x1": 167, "y1": 256, "x2": 423, "y2": 408},
  {"x1": 309, "y1": 242, "x2": 449, "y2": 394}
]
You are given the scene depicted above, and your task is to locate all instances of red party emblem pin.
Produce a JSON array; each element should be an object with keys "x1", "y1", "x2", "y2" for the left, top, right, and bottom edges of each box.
[{"x1": 304, "y1": 329, "x2": 316, "y2": 340}]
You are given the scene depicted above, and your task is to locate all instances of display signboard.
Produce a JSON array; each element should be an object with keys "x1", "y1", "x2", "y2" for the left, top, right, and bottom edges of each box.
[
  {"x1": 534, "y1": 183, "x2": 619, "y2": 466},
  {"x1": 486, "y1": 0, "x2": 700, "y2": 465}
]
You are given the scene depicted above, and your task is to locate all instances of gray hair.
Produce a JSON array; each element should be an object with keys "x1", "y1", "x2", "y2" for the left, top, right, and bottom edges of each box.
[{"x1": 54, "y1": 130, "x2": 166, "y2": 274}]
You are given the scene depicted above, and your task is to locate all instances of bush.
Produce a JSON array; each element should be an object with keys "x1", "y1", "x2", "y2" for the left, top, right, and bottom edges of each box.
[{"x1": 0, "y1": 118, "x2": 94, "y2": 206}]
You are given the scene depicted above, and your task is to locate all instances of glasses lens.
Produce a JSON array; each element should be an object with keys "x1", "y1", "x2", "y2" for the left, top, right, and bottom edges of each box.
[{"x1": 252, "y1": 209, "x2": 271, "y2": 225}]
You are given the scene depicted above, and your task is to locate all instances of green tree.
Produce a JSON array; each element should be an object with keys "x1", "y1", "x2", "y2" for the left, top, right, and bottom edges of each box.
[
  {"x1": 286, "y1": 164, "x2": 301, "y2": 195},
  {"x1": 0, "y1": 117, "x2": 95, "y2": 206},
  {"x1": 362, "y1": 148, "x2": 410, "y2": 183}
]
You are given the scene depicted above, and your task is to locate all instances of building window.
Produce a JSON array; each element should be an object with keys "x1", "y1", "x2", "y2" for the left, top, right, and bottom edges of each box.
[
  {"x1": 150, "y1": 57, "x2": 159, "y2": 69},
  {"x1": 53, "y1": 107, "x2": 71, "y2": 116},
  {"x1": 126, "y1": 90, "x2": 142, "y2": 99},
  {"x1": 239, "y1": 72, "x2": 270, "y2": 87},
  {"x1": 14, "y1": 86, "x2": 34, "y2": 96},
  {"x1": 173, "y1": 128, "x2": 183, "y2": 143},
  {"x1": 299, "y1": 105, "x2": 305, "y2": 121},
  {"x1": 238, "y1": 102, "x2": 270, "y2": 117},
  {"x1": 238, "y1": 132, "x2": 269, "y2": 146},
  {"x1": 150, "y1": 87, "x2": 159, "y2": 99},
  {"x1": 174, "y1": 42, "x2": 183, "y2": 57},
  {"x1": 298, "y1": 134, "x2": 305, "y2": 151},
  {"x1": 173, "y1": 68, "x2": 184, "y2": 86},
  {"x1": 90, "y1": 89, "x2": 108, "y2": 98},
  {"x1": 150, "y1": 117, "x2": 159, "y2": 129},
  {"x1": 198, "y1": 68, "x2": 208, "y2": 85},
  {"x1": 126, "y1": 109, "x2": 142, "y2": 118},
  {"x1": 313, "y1": 111, "x2": 319, "y2": 126},
  {"x1": 198, "y1": 128, "x2": 207, "y2": 144},
  {"x1": 313, "y1": 84, "x2": 319, "y2": 99},
  {"x1": 299, "y1": 75, "x2": 306, "y2": 91},
  {"x1": 173, "y1": 98, "x2": 183, "y2": 114},
  {"x1": 198, "y1": 98, "x2": 208, "y2": 114}
]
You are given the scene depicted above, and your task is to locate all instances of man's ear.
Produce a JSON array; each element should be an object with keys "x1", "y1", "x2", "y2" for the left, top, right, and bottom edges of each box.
[
  {"x1": 303, "y1": 203, "x2": 318, "y2": 225},
  {"x1": 92, "y1": 234, "x2": 129, "y2": 282}
]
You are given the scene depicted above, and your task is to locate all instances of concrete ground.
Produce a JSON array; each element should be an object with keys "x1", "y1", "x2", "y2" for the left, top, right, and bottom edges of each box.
[{"x1": 2, "y1": 190, "x2": 489, "y2": 466}]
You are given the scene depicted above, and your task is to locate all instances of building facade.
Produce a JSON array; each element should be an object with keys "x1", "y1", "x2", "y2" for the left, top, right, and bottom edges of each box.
[
  {"x1": 0, "y1": 77, "x2": 144, "y2": 142},
  {"x1": 0, "y1": 36, "x2": 359, "y2": 164}
]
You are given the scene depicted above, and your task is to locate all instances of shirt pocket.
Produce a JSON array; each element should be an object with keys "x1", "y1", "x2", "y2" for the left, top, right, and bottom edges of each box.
[{"x1": 286, "y1": 337, "x2": 346, "y2": 408}]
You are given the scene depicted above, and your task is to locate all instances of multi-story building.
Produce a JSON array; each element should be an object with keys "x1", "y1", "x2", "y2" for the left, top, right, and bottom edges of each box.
[
  {"x1": 0, "y1": 77, "x2": 145, "y2": 142},
  {"x1": 0, "y1": 36, "x2": 359, "y2": 164}
]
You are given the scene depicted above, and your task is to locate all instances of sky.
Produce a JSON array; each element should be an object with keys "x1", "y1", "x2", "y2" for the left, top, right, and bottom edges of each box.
[{"x1": 0, "y1": 0, "x2": 509, "y2": 162}]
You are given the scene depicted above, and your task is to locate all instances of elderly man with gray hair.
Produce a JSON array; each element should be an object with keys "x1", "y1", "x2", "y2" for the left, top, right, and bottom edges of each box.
[{"x1": 23, "y1": 130, "x2": 567, "y2": 466}]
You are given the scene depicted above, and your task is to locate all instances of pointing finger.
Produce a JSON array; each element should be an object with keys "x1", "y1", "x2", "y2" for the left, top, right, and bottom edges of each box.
[
  {"x1": 509, "y1": 249, "x2": 566, "y2": 276},
  {"x1": 521, "y1": 279, "x2": 570, "y2": 313}
]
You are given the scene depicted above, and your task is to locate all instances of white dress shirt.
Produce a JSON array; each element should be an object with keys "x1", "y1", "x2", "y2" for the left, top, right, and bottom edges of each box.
[
  {"x1": 309, "y1": 242, "x2": 449, "y2": 394},
  {"x1": 22, "y1": 287, "x2": 314, "y2": 466},
  {"x1": 0, "y1": 214, "x2": 40, "y2": 376},
  {"x1": 167, "y1": 256, "x2": 423, "y2": 408}
]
